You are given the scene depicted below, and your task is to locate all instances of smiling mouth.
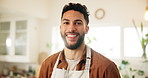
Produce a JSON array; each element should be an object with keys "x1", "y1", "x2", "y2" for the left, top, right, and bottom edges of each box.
[
  {"x1": 66, "y1": 32, "x2": 79, "y2": 37},
  {"x1": 67, "y1": 34, "x2": 77, "y2": 37}
]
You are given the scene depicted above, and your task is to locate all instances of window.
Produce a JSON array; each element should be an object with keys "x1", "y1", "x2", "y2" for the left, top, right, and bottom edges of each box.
[
  {"x1": 124, "y1": 27, "x2": 148, "y2": 57},
  {"x1": 51, "y1": 27, "x2": 64, "y2": 54},
  {"x1": 86, "y1": 26, "x2": 120, "y2": 59}
]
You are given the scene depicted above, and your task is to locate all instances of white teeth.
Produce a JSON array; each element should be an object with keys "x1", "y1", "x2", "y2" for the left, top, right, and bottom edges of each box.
[{"x1": 67, "y1": 35, "x2": 76, "y2": 37}]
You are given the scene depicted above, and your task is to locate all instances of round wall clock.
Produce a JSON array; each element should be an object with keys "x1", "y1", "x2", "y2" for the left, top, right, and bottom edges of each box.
[{"x1": 95, "y1": 8, "x2": 105, "y2": 20}]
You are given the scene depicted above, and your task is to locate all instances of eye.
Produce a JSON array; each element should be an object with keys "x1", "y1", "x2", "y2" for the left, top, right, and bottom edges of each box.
[
  {"x1": 63, "y1": 22, "x2": 69, "y2": 25},
  {"x1": 75, "y1": 22, "x2": 82, "y2": 25}
]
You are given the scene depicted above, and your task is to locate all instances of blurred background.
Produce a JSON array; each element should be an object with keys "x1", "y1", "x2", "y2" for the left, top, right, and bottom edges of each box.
[{"x1": 0, "y1": 0, "x2": 148, "y2": 78}]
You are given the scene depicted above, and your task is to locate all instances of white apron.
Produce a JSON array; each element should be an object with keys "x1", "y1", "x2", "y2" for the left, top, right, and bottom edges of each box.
[{"x1": 51, "y1": 46, "x2": 91, "y2": 78}]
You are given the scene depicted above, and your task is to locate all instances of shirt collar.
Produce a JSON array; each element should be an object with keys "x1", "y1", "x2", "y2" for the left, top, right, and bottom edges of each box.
[{"x1": 59, "y1": 46, "x2": 87, "y2": 65}]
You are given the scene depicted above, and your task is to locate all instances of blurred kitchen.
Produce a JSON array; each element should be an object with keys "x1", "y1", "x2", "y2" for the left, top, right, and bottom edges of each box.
[{"x1": 0, "y1": 0, "x2": 148, "y2": 78}]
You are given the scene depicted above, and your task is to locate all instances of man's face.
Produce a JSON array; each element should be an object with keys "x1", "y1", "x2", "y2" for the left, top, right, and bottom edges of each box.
[{"x1": 60, "y1": 10, "x2": 89, "y2": 49}]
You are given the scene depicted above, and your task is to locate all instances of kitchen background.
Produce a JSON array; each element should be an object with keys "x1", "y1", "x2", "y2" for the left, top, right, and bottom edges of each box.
[{"x1": 0, "y1": 0, "x2": 148, "y2": 78}]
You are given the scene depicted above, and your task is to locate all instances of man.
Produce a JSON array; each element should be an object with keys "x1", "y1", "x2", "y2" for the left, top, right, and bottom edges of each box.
[{"x1": 39, "y1": 3, "x2": 121, "y2": 78}]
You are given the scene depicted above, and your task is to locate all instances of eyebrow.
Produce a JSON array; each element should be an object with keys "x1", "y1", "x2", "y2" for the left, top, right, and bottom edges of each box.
[
  {"x1": 62, "y1": 19, "x2": 82, "y2": 22},
  {"x1": 62, "y1": 19, "x2": 70, "y2": 21},
  {"x1": 75, "y1": 19, "x2": 83, "y2": 22}
]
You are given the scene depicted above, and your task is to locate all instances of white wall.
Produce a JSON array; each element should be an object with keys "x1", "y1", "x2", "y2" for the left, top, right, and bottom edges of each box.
[
  {"x1": 0, "y1": 0, "x2": 52, "y2": 19},
  {"x1": 47, "y1": 0, "x2": 147, "y2": 26}
]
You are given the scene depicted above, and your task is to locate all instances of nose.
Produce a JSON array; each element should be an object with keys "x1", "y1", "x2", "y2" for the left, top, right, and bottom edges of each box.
[{"x1": 68, "y1": 23, "x2": 76, "y2": 32}]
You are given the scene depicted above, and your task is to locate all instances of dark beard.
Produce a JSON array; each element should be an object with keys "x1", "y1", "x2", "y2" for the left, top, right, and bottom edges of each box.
[{"x1": 61, "y1": 32, "x2": 85, "y2": 50}]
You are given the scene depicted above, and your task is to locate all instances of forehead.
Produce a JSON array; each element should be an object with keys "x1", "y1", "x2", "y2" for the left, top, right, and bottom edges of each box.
[{"x1": 62, "y1": 10, "x2": 85, "y2": 21}]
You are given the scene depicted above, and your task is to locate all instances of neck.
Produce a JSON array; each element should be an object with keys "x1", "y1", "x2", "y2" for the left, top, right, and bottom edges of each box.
[{"x1": 64, "y1": 43, "x2": 86, "y2": 60}]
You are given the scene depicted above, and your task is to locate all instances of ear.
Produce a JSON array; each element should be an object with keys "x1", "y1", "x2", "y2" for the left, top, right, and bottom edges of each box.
[
  {"x1": 60, "y1": 25, "x2": 62, "y2": 29},
  {"x1": 85, "y1": 26, "x2": 89, "y2": 34}
]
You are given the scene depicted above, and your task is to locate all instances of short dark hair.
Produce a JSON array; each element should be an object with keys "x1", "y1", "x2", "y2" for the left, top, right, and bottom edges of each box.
[{"x1": 61, "y1": 3, "x2": 90, "y2": 25}]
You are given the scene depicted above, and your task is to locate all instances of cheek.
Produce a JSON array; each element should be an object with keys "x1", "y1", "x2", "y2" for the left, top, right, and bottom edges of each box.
[
  {"x1": 60, "y1": 26, "x2": 65, "y2": 32},
  {"x1": 60, "y1": 27, "x2": 68, "y2": 36},
  {"x1": 78, "y1": 29, "x2": 86, "y2": 35}
]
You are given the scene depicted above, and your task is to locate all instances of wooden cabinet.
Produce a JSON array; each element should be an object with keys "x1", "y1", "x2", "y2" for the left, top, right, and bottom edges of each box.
[{"x1": 0, "y1": 18, "x2": 39, "y2": 63}]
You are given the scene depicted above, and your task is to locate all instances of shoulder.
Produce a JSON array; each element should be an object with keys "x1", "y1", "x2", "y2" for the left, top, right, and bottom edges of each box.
[
  {"x1": 40, "y1": 51, "x2": 61, "y2": 72},
  {"x1": 90, "y1": 49, "x2": 121, "y2": 77},
  {"x1": 39, "y1": 51, "x2": 61, "y2": 78},
  {"x1": 42, "y1": 52, "x2": 60, "y2": 67},
  {"x1": 91, "y1": 49, "x2": 116, "y2": 68}
]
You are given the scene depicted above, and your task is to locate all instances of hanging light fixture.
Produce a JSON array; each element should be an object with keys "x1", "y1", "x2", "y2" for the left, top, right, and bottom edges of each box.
[{"x1": 144, "y1": 0, "x2": 148, "y2": 20}]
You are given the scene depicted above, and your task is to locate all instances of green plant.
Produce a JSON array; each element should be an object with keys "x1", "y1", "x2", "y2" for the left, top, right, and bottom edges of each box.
[
  {"x1": 132, "y1": 20, "x2": 148, "y2": 59},
  {"x1": 86, "y1": 36, "x2": 97, "y2": 44},
  {"x1": 119, "y1": 60, "x2": 145, "y2": 78},
  {"x1": 129, "y1": 67, "x2": 144, "y2": 76},
  {"x1": 119, "y1": 60, "x2": 130, "y2": 78}
]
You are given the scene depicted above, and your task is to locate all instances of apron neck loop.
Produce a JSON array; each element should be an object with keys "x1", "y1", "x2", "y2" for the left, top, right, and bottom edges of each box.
[{"x1": 85, "y1": 45, "x2": 91, "y2": 70}]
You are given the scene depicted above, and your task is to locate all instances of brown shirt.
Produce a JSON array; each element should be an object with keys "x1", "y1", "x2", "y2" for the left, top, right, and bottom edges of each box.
[{"x1": 39, "y1": 48, "x2": 121, "y2": 78}]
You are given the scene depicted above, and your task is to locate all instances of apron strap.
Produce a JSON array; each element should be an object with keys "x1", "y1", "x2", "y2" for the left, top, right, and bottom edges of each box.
[
  {"x1": 53, "y1": 52, "x2": 61, "y2": 69},
  {"x1": 85, "y1": 46, "x2": 91, "y2": 70}
]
